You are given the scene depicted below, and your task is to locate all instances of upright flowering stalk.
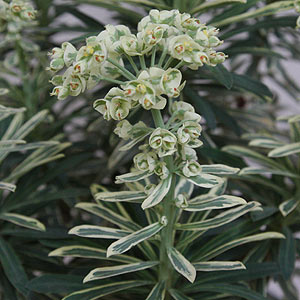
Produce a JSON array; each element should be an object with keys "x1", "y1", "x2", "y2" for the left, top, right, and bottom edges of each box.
[{"x1": 49, "y1": 9, "x2": 270, "y2": 299}]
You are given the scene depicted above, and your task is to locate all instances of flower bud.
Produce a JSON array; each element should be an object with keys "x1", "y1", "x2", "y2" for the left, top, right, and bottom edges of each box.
[
  {"x1": 160, "y1": 68, "x2": 182, "y2": 98},
  {"x1": 182, "y1": 160, "x2": 202, "y2": 177},
  {"x1": 134, "y1": 152, "x2": 156, "y2": 172},
  {"x1": 154, "y1": 161, "x2": 169, "y2": 179},
  {"x1": 114, "y1": 120, "x2": 133, "y2": 140},
  {"x1": 149, "y1": 128, "x2": 177, "y2": 157},
  {"x1": 50, "y1": 86, "x2": 69, "y2": 100}
]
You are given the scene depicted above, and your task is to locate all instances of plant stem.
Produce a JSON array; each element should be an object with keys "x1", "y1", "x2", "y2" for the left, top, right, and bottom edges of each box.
[
  {"x1": 139, "y1": 55, "x2": 147, "y2": 70},
  {"x1": 107, "y1": 58, "x2": 136, "y2": 80},
  {"x1": 125, "y1": 54, "x2": 139, "y2": 75},
  {"x1": 151, "y1": 108, "x2": 176, "y2": 299},
  {"x1": 151, "y1": 45, "x2": 157, "y2": 67},
  {"x1": 158, "y1": 46, "x2": 168, "y2": 67},
  {"x1": 100, "y1": 76, "x2": 126, "y2": 85},
  {"x1": 164, "y1": 56, "x2": 174, "y2": 70},
  {"x1": 174, "y1": 60, "x2": 185, "y2": 69}
]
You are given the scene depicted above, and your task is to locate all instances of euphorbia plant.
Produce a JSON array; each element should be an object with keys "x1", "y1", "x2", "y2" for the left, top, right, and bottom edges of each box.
[{"x1": 48, "y1": 9, "x2": 284, "y2": 299}]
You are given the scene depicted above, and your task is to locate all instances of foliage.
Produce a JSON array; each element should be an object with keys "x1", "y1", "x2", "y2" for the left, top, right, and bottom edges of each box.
[{"x1": 0, "y1": 0, "x2": 299, "y2": 299}]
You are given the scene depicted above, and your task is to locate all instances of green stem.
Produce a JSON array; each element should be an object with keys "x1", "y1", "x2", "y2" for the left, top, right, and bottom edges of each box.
[
  {"x1": 100, "y1": 76, "x2": 126, "y2": 85},
  {"x1": 174, "y1": 60, "x2": 185, "y2": 69},
  {"x1": 151, "y1": 45, "x2": 157, "y2": 67},
  {"x1": 164, "y1": 56, "x2": 174, "y2": 70},
  {"x1": 151, "y1": 108, "x2": 177, "y2": 299},
  {"x1": 107, "y1": 58, "x2": 136, "y2": 80},
  {"x1": 158, "y1": 46, "x2": 168, "y2": 67},
  {"x1": 125, "y1": 54, "x2": 139, "y2": 75},
  {"x1": 139, "y1": 55, "x2": 147, "y2": 70}
]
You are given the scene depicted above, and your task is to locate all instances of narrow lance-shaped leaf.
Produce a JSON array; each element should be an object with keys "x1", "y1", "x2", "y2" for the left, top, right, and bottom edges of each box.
[
  {"x1": 268, "y1": 142, "x2": 300, "y2": 157},
  {"x1": 200, "y1": 164, "x2": 240, "y2": 175},
  {"x1": 146, "y1": 282, "x2": 165, "y2": 300},
  {"x1": 69, "y1": 225, "x2": 130, "y2": 239},
  {"x1": 191, "y1": 0, "x2": 246, "y2": 14},
  {"x1": 49, "y1": 245, "x2": 140, "y2": 264},
  {"x1": 95, "y1": 190, "x2": 146, "y2": 203},
  {"x1": 0, "y1": 181, "x2": 16, "y2": 192},
  {"x1": 0, "y1": 213, "x2": 45, "y2": 231},
  {"x1": 107, "y1": 220, "x2": 166, "y2": 257},
  {"x1": 239, "y1": 167, "x2": 300, "y2": 178},
  {"x1": 142, "y1": 175, "x2": 172, "y2": 210},
  {"x1": 62, "y1": 281, "x2": 151, "y2": 300},
  {"x1": 169, "y1": 289, "x2": 194, "y2": 300},
  {"x1": 279, "y1": 198, "x2": 299, "y2": 217},
  {"x1": 178, "y1": 172, "x2": 222, "y2": 188},
  {"x1": 177, "y1": 202, "x2": 260, "y2": 231},
  {"x1": 184, "y1": 195, "x2": 247, "y2": 211},
  {"x1": 193, "y1": 261, "x2": 246, "y2": 271},
  {"x1": 249, "y1": 138, "x2": 284, "y2": 149},
  {"x1": 115, "y1": 170, "x2": 152, "y2": 183},
  {"x1": 168, "y1": 247, "x2": 196, "y2": 283},
  {"x1": 83, "y1": 261, "x2": 158, "y2": 282}
]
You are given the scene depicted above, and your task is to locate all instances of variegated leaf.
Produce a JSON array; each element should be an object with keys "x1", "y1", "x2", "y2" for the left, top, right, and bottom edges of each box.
[
  {"x1": 146, "y1": 282, "x2": 165, "y2": 300},
  {"x1": 0, "y1": 213, "x2": 45, "y2": 231},
  {"x1": 142, "y1": 175, "x2": 172, "y2": 210},
  {"x1": 169, "y1": 289, "x2": 194, "y2": 300},
  {"x1": 95, "y1": 190, "x2": 146, "y2": 203},
  {"x1": 177, "y1": 202, "x2": 261, "y2": 231},
  {"x1": 168, "y1": 247, "x2": 196, "y2": 283},
  {"x1": 0, "y1": 181, "x2": 16, "y2": 192},
  {"x1": 193, "y1": 261, "x2": 245, "y2": 271},
  {"x1": 62, "y1": 280, "x2": 151, "y2": 300},
  {"x1": 279, "y1": 198, "x2": 298, "y2": 217},
  {"x1": 107, "y1": 221, "x2": 165, "y2": 257},
  {"x1": 200, "y1": 164, "x2": 240, "y2": 175},
  {"x1": 268, "y1": 142, "x2": 300, "y2": 157},
  {"x1": 48, "y1": 245, "x2": 140, "y2": 264},
  {"x1": 239, "y1": 167, "x2": 300, "y2": 178},
  {"x1": 208, "y1": 179, "x2": 227, "y2": 196},
  {"x1": 199, "y1": 232, "x2": 285, "y2": 261},
  {"x1": 115, "y1": 171, "x2": 152, "y2": 184},
  {"x1": 184, "y1": 195, "x2": 246, "y2": 212},
  {"x1": 249, "y1": 138, "x2": 284, "y2": 149},
  {"x1": 175, "y1": 178, "x2": 194, "y2": 198},
  {"x1": 83, "y1": 261, "x2": 158, "y2": 282},
  {"x1": 75, "y1": 203, "x2": 141, "y2": 231},
  {"x1": 119, "y1": 132, "x2": 152, "y2": 151},
  {"x1": 69, "y1": 225, "x2": 130, "y2": 239},
  {"x1": 178, "y1": 172, "x2": 222, "y2": 188}
]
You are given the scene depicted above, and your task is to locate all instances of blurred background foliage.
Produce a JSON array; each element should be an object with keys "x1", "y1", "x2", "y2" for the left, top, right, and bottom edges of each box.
[{"x1": 0, "y1": 0, "x2": 299, "y2": 299}]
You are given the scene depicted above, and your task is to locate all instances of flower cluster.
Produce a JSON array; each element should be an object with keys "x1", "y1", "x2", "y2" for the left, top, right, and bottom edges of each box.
[
  {"x1": 48, "y1": 9, "x2": 226, "y2": 183},
  {"x1": 0, "y1": 0, "x2": 36, "y2": 39},
  {"x1": 49, "y1": 9, "x2": 226, "y2": 101}
]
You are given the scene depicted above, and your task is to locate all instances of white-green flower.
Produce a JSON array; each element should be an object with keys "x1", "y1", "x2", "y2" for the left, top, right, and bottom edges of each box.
[
  {"x1": 168, "y1": 34, "x2": 201, "y2": 63},
  {"x1": 177, "y1": 121, "x2": 202, "y2": 146},
  {"x1": 120, "y1": 34, "x2": 142, "y2": 56},
  {"x1": 160, "y1": 68, "x2": 182, "y2": 97},
  {"x1": 50, "y1": 85, "x2": 69, "y2": 100},
  {"x1": 62, "y1": 42, "x2": 77, "y2": 67},
  {"x1": 175, "y1": 194, "x2": 188, "y2": 208},
  {"x1": 93, "y1": 99, "x2": 111, "y2": 120},
  {"x1": 182, "y1": 160, "x2": 202, "y2": 177},
  {"x1": 171, "y1": 101, "x2": 201, "y2": 122},
  {"x1": 114, "y1": 120, "x2": 133, "y2": 140},
  {"x1": 154, "y1": 161, "x2": 169, "y2": 179},
  {"x1": 141, "y1": 23, "x2": 166, "y2": 46},
  {"x1": 134, "y1": 152, "x2": 157, "y2": 172},
  {"x1": 149, "y1": 128, "x2": 177, "y2": 157}
]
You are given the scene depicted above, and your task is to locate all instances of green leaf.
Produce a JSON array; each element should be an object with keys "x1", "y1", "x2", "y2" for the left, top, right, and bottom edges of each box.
[
  {"x1": 188, "y1": 283, "x2": 268, "y2": 300},
  {"x1": 278, "y1": 227, "x2": 295, "y2": 280},
  {"x1": 95, "y1": 190, "x2": 146, "y2": 203},
  {"x1": 0, "y1": 213, "x2": 45, "y2": 231},
  {"x1": 49, "y1": 245, "x2": 140, "y2": 264},
  {"x1": 177, "y1": 202, "x2": 260, "y2": 231},
  {"x1": 146, "y1": 282, "x2": 165, "y2": 300},
  {"x1": 0, "y1": 237, "x2": 29, "y2": 296},
  {"x1": 279, "y1": 198, "x2": 299, "y2": 217},
  {"x1": 198, "y1": 232, "x2": 285, "y2": 261},
  {"x1": 0, "y1": 141, "x2": 59, "y2": 154},
  {"x1": 179, "y1": 172, "x2": 222, "y2": 188},
  {"x1": 26, "y1": 274, "x2": 92, "y2": 294},
  {"x1": 168, "y1": 247, "x2": 196, "y2": 283},
  {"x1": 268, "y1": 142, "x2": 300, "y2": 157},
  {"x1": 0, "y1": 181, "x2": 16, "y2": 192},
  {"x1": 191, "y1": 0, "x2": 246, "y2": 14},
  {"x1": 213, "y1": 1, "x2": 295, "y2": 27},
  {"x1": 203, "y1": 65, "x2": 233, "y2": 90},
  {"x1": 201, "y1": 164, "x2": 240, "y2": 175},
  {"x1": 119, "y1": 131, "x2": 152, "y2": 151},
  {"x1": 75, "y1": 203, "x2": 141, "y2": 231},
  {"x1": 185, "y1": 195, "x2": 247, "y2": 211},
  {"x1": 62, "y1": 281, "x2": 151, "y2": 300},
  {"x1": 69, "y1": 225, "x2": 130, "y2": 239},
  {"x1": 225, "y1": 47, "x2": 283, "y2": 59},
  {"x1": 239, "y1": 167, "x2": 300, "y2": 178},
  {"x1": 249, "y1": 138, "x2": 284, "y2": 149},
  {"x1": 193, "y1": 261, "x2": 245, "y2": 271},
  {"x1": 169, "y1": 289, "x2": 194, "y2": 300},
  {"x1": 107, "y1": 221, "x2": 165, "y2": 257},
  {"x1": 83, "y1": 261, "x2": 158, "y2": 282},
  {"x1": 142, "y1": 175, "x2": 172, "y2": 209},
  {"x1": 115, "y1": 170, "x2": 152, "y2": 183}
]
